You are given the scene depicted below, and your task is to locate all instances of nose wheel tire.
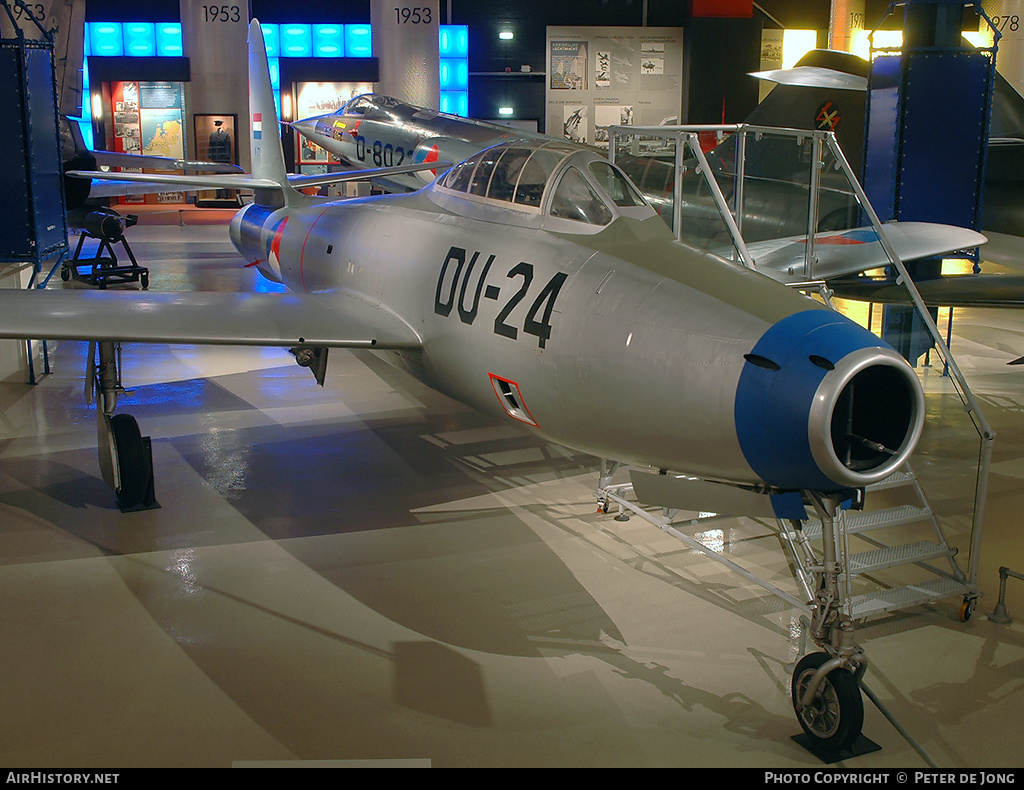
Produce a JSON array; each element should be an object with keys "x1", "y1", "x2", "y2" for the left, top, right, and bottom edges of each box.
[{"x1": 791, "y1": 652, "x2": 864, "y2": 753}]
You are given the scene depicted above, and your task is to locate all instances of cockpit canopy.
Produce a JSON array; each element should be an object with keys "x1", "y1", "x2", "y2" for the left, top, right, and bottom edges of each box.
[
  {"x1": 336, "y1": 94, "x2": 417, "y2": 122},
  {"x1": 430, "y1": 140, "x2": 656, "y2": 231}
]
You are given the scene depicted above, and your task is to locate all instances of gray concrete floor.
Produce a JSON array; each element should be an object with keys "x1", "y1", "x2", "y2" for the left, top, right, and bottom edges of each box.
[{"x1": 0, "y1": 211, "x2": 1022, "y2": 768}]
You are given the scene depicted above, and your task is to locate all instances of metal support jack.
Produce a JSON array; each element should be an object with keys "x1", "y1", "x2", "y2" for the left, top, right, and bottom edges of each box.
[
  {"x1": 989, "y1": 567, "x2": 1023, "y2": 624},
  {"x1": 61, "y1": 212, "x2": 149, "y2": 289}
]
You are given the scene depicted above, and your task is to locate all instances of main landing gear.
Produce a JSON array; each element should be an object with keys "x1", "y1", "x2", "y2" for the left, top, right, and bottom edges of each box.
[{"x1": 90, "y1": 341, "x2": 159, "y2": 512}]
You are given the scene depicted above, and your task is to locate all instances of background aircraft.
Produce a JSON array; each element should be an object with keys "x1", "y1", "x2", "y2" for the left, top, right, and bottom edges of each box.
[
  {"x1": 0, "y1": 20, "x2": 988, "y2": 753},
  {"x1": 290, "y1": 94, "x2": 683, "y2": 218},
  {"x1": 747, "y1": 48, "x2": 1024, "y2": 307}
]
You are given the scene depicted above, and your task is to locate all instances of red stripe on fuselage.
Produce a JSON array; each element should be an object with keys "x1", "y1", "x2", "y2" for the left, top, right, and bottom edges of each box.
[{"x1": 299, "y1": 207, "x2": 334, "y2": 291}]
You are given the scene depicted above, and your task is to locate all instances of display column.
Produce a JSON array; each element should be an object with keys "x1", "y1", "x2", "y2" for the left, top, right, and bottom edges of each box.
[
  {"x1": 829, "y1": 0, "x2": 866, "y2": 53},
  {"x1": 179, "y1": 0, "x2": 251, "y2": 170},
  {"x1": 982, "y1": 0, "x2": 1024, "y2": 94},
  {"x1": 370, "y1": 0, "x2": 440, "y2": 109}
]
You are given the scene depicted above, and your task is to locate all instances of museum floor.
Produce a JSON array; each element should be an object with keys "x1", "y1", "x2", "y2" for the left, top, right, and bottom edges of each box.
[{"x1": 0, "y1": 208, "x2": 1022, "y2": 769}]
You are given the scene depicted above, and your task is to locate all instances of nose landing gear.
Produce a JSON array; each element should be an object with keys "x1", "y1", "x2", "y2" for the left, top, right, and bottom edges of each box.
[{"x1": 790, "y1": 492, "x2": 874, "y2": 760}]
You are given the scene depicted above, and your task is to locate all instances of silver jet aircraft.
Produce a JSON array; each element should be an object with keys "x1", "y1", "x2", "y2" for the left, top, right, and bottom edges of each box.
[
  {"x1": 290, "y1": 93, "x2": 682, "y2": 214},
  {"x1": 291, "y1": 92, "x2": 548, "y2": 189},
  {"x1": 0, "y1": 21, "x2": 988, "y2": 753}
]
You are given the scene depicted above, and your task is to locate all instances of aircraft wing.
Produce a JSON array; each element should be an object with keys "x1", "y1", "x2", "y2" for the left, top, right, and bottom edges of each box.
[
  {"x1": 746, "y1": 222, "x2": 987, "y2": 281},
  {"x1": 0, "y1": 289, "x2": 422, "y2": 349},
  {"x1": 76, "y1": 177, "x2": 248, "y2": 200},
  {"x1": 749, "y1": 65, "x2": 868, "y2": 91},
  {"x1": 828, "y1": 273, "x2": 1024, "y2": 308}
]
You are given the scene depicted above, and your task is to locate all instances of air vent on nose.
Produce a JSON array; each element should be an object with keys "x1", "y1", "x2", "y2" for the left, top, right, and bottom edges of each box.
[{"x1": 744, "y1": 353, "x2": 780, "y2": 371}]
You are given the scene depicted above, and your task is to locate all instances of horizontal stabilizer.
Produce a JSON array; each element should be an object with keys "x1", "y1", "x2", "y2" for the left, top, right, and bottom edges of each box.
[
  {"x1": 0, "y1": 289, "x2": 422, "y2": 350},
  {"x1": 68, "y1": 169, "x2": 279, "y2": 192},
  {"x1": 629, "y1": 470, "x2": 807, "y2": 520},
  {"x1": 749, "y1": 222, "x2": 987, "y2": 281},
  {"x1": 286, "y1": 160, "x2": 452, "y2": 189},
  {"x1": 68, "y1": 159, "x2": 452, "y2": 194},
  {"x1": 89, "y1": 150, "x2": 245, "y2": 173}
]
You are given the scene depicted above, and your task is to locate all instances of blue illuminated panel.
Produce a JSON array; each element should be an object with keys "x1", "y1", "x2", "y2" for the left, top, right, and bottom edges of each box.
[
  {"x1": 123, "y1": 23, "x2": 155, "y2": 56},
  {"x1": 89, "y1": 22, "x2": 124, "y2": 57},
  {"x1": 280, "y1": 24, "x2": 312, "y2": 57},
  {"x1": 440, "y1": 57, "x2": 468, "y2": 90},
  {"x1": 260, "y1": 24, "x2": 280, "y2": 58},
  {"x1": 345, "y1": 24, "x2": 373, "y2": 57},
  {"x1": 312, "y1": 25, "x2": 344, "y2": 57},
  {"x1": 155, "y1": 23, "x2": 183, "y2": 56},
  {"x1": 440, "y1": 90, "x2": 468, "y2": 117},
  {"x1": 439, "y1": 25, "x2": 468, "y2": 57}
]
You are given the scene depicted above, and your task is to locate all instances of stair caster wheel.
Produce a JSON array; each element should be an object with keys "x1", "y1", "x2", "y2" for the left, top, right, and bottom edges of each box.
[
  {"x1": 959, "y1": 596, "x2": 978, "y2": 623},
  {"x1": 791, "y1": 652, "x2": 864, "y2": 754}
]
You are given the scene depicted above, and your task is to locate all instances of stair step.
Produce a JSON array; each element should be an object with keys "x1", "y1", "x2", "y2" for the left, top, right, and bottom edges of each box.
[
  {"x1": 801, "y1": 504, "x2": 931, "y2": 539},
  {"x1": 866, "y1": 469, "x2": 917, "y2": 491},
  {"x1": 850, "y1": 577, "x2": 974, "y2": 619},
  {"x1": 848, "y1": 540, "x2": 952, "y2": 575}
]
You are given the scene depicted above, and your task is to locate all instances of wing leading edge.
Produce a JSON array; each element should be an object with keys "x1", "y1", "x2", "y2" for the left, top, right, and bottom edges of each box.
[{"x1": 747, "y1": 222, "x2": 988, "y2": 281}]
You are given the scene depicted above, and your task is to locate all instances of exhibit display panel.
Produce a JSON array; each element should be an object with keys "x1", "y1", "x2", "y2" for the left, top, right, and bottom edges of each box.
[
  {"x1": 108, "y1": 80, "x2": 187, "y2": 204},
  {"x1": 545, "y1": 26, "x2": 683, "y2": 146}
]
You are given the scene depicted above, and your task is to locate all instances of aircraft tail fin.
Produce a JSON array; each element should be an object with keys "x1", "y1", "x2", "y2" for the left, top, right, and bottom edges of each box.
[{"x1": 247, "y1": 19, "x2": 301, "y2": 207}]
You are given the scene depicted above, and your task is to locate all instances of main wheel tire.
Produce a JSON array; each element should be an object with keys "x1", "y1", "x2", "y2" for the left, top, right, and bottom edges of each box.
[
  {"x1": 791, "y1": 652, "x2": 864, "y2": 752},
  {"x1": 109, "y1": 413, "x2": 148, "y2": 509}
]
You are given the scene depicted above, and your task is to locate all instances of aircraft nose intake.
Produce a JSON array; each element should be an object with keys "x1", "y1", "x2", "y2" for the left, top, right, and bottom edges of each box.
[{"x1": 734, "y1": 309, "x2": 924, "y2": 492}]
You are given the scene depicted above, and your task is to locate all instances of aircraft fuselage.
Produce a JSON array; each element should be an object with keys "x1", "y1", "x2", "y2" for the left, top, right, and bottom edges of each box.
[{"x1": 230, "y1": 179, "x2": 922, "y2": 493}]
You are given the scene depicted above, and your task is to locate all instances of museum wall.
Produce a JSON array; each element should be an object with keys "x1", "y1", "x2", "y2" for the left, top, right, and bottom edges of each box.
[{"x1": 76, "y1": 1, "x2": 909, "y2": 134}]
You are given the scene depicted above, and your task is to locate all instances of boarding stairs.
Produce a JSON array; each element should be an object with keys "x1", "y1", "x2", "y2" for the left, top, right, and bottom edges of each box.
[
  {"x1": 597, "y1": 460, "x2": 976, "y2": 623},
  {"x1": 783, "y1": 465, "x2": 975, "y2": 621}
]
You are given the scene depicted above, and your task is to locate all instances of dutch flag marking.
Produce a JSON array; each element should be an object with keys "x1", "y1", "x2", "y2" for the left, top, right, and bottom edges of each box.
[{"x1": 253, "y1": 112, "x2": 262, "y2": 140}]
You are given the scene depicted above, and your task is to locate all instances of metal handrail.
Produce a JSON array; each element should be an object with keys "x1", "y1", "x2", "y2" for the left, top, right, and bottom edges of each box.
[{"x1": 822, "y1": 131, "x2": 994, "y2": 589}]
